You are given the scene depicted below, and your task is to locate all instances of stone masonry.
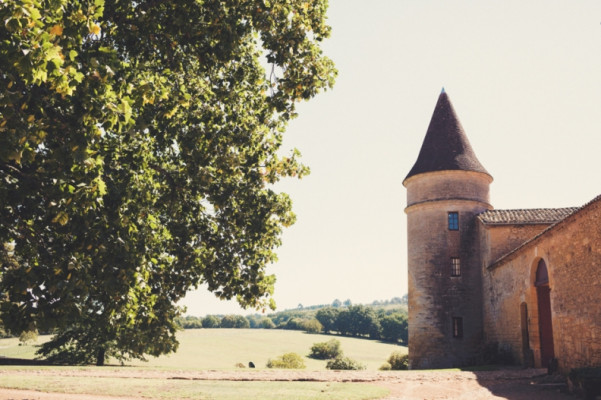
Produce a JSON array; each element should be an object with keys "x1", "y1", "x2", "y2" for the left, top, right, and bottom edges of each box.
[{"x1": 405, "y1": 90, "x2": 601, "y2": 373}]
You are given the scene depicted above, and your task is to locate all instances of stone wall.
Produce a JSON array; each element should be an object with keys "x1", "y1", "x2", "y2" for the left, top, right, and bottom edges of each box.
[
  {"x1": 481, "y1": 196, "x2": 601, "y2": 372},
  {"x1": 405, "y1": 170, "x2": 492, "y2": 369},
  {"x1": 479, "y1": 223, "x2": 551, "y2": 266}
]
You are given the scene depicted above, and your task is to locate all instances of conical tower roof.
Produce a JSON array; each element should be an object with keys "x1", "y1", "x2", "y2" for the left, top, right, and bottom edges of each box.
[{"x1": 404, "y1": 90, "x2": 490, "y2": 182}]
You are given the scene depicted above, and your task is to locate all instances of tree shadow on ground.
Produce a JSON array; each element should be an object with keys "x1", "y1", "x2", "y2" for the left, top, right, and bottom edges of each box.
[
  {"x1": 0, "y1": 357, "x2": 50, "y2": 366},
  {"x1": 472, "y1": 369, "x2": 575, "y2": 400}
]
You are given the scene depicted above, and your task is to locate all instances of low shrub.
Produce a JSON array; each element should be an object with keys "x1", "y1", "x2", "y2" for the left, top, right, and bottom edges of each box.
[
  {"x1": 385, "y1": 351, "x2": 409, "y2": 370},
  {"x1": 309, "y1": 339, "x2": 342, "y2": 360},
  {"x1": 379, "y1": 362, "x2": 392, "y2": 371},
  {"x1": 19, "y1": 330, "x2": 38, "y2": 344},
  {"x1": 266, "y1": 353, "x2": 306, "y2": 369},
  {"x1": 326, "y1": 356, "x2": 365, "y2": 370}
]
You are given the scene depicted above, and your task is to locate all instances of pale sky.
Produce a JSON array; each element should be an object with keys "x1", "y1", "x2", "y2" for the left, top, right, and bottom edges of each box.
[{"x1": 181, "y1": 0, "x2": 601, "y2": 316}]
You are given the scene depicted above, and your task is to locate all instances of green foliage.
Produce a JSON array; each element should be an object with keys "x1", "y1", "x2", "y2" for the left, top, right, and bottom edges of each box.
[
  {"x1": 258, "y1": 317, "x2": 276, "y2": 329},
  {"x1": 266, "y1": 299, "x2": 407, "y2": 341},
  {"x1": 326, "y1": 356, "x2": 365, "y2": 371},
  {"x1": 301, "y1": 318, "x2": 322, "y2": 333},
  {"x1": 0, "y1": 325, "x2": 10, "y2": 339},
  {"x1": 379, "y1": 362, "x2": 391, "y2": 371},
  {"x1": 379, "y1": 313, "x2": 408, "y2": 343},
  {"x1": 175, "y1": 316, "x2": 203, "y2": 329},
  {"x1": 315, "y1": 307, "x2": 339, "y2": 334},
  {"x1": 201, "y1": 315, "x2": 221, "y2": 329},
  {"x1": 384, "y1": 351, "x2": 409, "y2": 370},
  {"x1": 245, "y1": 314, "x2": 275, "y2": 329},
  {"x1": 37, "y1": 320, "x2": 179, "y2": 366},
  {"x1": 269, "y1": 309, "x2": 315, "y2": 327},
  {"x1": 0, "y1": 0, "x2": 336, "y2": 365},
  {"x1": 266, "y1": 352, "x2": 306, "y2": 369},
  {"x1": 336, "y1": 305, "x2": 381, "y2": 339},
  {"x1": 19, "y1": 330, "x2": 38, "y2": 344},
  {"x1": 220, "y1": 315, "x2": 250, "y2": 329},
  {"x1": 282, "y1": 317, "x2": 306, "y2": 330},
  {"x1": 280, "y1": 317, "x2": 321, "y2": 333},
  {"x1": 309, "y1": 339, "x2": 342, "y2": 360}
]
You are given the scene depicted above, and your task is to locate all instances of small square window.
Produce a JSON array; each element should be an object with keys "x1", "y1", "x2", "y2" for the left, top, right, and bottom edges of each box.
[
  {"x1": 448, "y1": 212, "x2": 459, "y2": 230},
  {"x1": 451, "y1": 258, "x2": 461, "y2": 277},
  {"x1": 452, "y1": 317, "x2": 464, "y2": 338}
]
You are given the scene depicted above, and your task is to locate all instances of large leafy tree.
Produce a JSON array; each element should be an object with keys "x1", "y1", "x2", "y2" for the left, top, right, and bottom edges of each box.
[{"x1": 0, "y1": 0, "x2": 335, "y2": 365}]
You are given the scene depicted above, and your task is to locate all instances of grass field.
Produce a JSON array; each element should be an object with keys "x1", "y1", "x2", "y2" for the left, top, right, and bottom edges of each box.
[
  {"x1": 0, "y1": 371, "x2": 389, "y2": 400},
  {"x1": 0, "y1": 329, "x2": 406, "y2": 370},
  {"x1": 0, "y1": 335, "x2": 42, "y2": 359},
  {"x1": 0, "y1": 330, "x2": 406, "y2": 399},
  {"x1": 129, "y1": 329, "x2": 406, "y2": 370}
]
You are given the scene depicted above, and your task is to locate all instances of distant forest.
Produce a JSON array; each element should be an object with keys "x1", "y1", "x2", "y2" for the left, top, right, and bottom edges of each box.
[{"x1": 176, "y1": 295, "x2": 408, "y2": 344}]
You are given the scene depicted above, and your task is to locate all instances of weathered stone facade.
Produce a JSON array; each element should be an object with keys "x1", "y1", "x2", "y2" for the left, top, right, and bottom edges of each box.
[
  {"x1": 481, "y1": 197, "x2": 601, "y2": 373},
  {"x1": 405, "y1": 90, "x2": 601, "y2": 373},
  {"x1": 405, "y1": 171, "x2": 491, "y2": 368}
]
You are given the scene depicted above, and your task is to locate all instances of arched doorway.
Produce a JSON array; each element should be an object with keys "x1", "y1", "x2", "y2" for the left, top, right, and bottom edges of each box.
[{"x1": 535, "y1": 259, "x2": 555, "y2": 368}]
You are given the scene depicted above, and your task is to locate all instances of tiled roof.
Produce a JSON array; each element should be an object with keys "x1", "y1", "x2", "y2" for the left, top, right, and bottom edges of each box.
[
  {"x1": 488, "y1": 195, "x2": 601, "y2": 268},
  {"x1": 404, "y1": 90, "x2": 490, "y2": 182},
  {"x1": 478, "y1": 207, "x2": 579, "y2": 225}
]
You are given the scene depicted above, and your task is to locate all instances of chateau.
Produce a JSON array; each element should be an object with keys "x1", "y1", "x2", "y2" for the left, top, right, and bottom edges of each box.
[{"x1": 404, "y1": 90, "x2": 601, "y2": 373}]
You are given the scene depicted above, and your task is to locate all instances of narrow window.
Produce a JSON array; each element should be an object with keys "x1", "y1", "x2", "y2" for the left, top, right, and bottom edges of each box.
[
  {"x1": 448, "y1": 212, "x2": 459, "y2": 230},
  {"x1": 452, "y1": 317, "x2": 463, "y2": 338},
  {"x1": 451, "y1": 258, "x2": 461, "y2": 276}
]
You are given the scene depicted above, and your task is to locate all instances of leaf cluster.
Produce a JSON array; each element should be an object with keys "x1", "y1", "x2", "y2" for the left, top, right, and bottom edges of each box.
[{"x1": 0, "y1": 0, "x2": 336, "y2": 364}]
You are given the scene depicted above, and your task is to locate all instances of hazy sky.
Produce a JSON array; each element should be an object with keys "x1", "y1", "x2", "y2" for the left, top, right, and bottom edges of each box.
[{"x1": 181, "y1": 0, "x2": 601, "y2": 316}]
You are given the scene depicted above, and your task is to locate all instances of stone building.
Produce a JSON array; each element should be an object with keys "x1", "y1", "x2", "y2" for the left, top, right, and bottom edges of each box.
[{"x1": 404, "y1": 90, "x2": 601, "y2": 373}]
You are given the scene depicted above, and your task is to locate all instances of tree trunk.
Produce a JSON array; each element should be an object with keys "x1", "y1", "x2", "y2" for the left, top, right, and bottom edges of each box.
[{"x1": 96, "y1": 347, "x2": 105, "y2": 366}]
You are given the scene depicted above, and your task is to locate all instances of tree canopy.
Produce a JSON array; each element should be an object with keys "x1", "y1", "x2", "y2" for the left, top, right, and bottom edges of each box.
[{"x1": 0, "y1": 0, "x2": 335, "y2": 365}]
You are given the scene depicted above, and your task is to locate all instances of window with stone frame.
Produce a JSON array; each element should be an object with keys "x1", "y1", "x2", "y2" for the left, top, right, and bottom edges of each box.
[{"x1": 451, "y1": 257, "x2": 461, "y2": 276}]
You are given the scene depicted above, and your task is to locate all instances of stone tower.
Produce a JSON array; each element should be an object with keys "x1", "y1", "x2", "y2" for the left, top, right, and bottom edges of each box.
[{"x1": 403, "y1": 90, "x2": 493, "y2": 368}]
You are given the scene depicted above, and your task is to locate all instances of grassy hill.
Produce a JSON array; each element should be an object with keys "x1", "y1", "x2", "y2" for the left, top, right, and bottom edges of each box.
[{"x1": 0, "y1": 329, "x2": 407, "y2": 371}]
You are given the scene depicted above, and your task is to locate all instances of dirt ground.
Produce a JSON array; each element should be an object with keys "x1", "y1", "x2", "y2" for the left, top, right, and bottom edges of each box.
[{"x1": 0, "y1": 367, "x2": 576, "y2": 400}]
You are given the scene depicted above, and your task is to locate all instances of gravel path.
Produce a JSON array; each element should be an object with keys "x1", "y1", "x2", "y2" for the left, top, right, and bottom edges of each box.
[{"x1": 0, "y1": 367, "x2": 575, "y2": 400}]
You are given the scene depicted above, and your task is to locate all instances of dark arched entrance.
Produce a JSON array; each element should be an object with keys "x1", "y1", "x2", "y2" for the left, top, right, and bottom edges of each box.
[{"x1": 535, "y1": 259, "x2": 555, "y2": 368}]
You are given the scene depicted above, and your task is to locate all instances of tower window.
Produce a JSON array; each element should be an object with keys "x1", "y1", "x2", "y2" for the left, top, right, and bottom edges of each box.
[
  {"x1": 448, "y1": 212, "x2": 459, "y2": 230},
  {"x1": 452, "y1": 317, "x2": 464, "y2": 338},
  {"x1": 451, "y1": 258, "x2": 461, "y2": 276}
]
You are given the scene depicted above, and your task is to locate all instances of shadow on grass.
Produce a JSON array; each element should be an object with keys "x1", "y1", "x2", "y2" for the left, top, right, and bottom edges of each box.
[{"x1": 0, "y1": 357, "x2": 51, "y2": 366}]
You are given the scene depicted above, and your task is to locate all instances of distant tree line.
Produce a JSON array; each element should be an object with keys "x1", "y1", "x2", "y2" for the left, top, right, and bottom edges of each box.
[
  {"x1": 175, "y1": 297, "x2": 408, "y2": 344},
  {"x1": 315, "y1": 305, "x2": 408, "y2": 343}
]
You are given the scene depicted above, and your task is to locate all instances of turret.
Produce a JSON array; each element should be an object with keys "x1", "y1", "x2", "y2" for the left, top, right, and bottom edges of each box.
[{"x1": 403, "y1": 90, "x2": 492, "y2": 368}]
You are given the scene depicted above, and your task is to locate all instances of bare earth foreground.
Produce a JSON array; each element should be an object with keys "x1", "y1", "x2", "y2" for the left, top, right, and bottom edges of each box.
[{"x1": 0, "y1": 367, "x2": 576, "y2": 400}]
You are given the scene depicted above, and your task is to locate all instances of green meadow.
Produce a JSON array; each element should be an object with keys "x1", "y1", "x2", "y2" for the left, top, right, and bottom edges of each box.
[
  {"x1": 128, "y1": 329, "x2": 406, "y2": 370},
  {"x1": 0, "y1": 329, "x2": 407, "y2": 399},
  {"x1": 0, "y1": 373, "x2": 390, "y2": 400}
]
